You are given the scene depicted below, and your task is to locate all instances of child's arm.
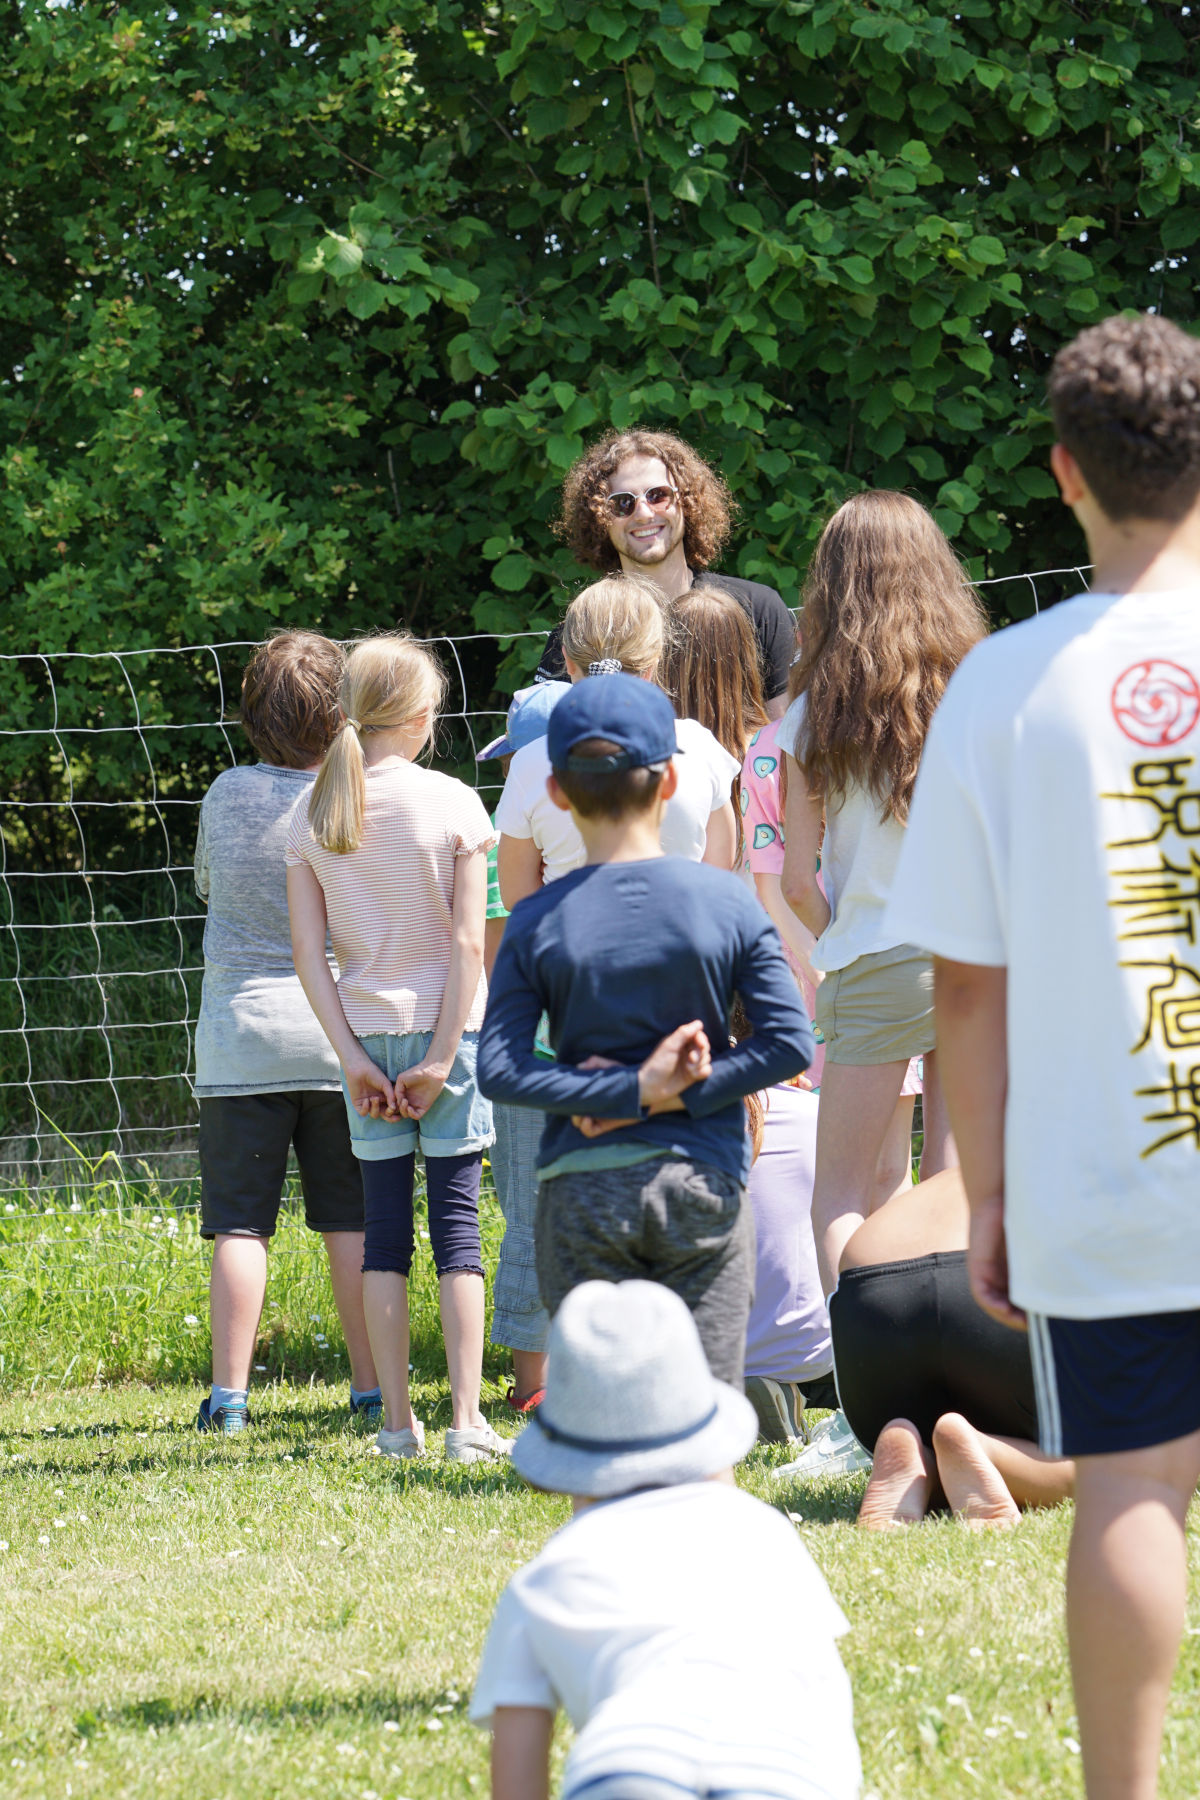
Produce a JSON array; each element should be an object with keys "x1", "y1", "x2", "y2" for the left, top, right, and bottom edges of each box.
[
  {"x1": 286, "y1": 861, "x2": 397, "y2": 1116},
  {"x1": 194, "y1": 803, "x2": 210, "y2": 903},
  {"x1": 393, "y1": 844, "x2": 488, "y2": 1121},
  {"x1": 754, "y1": 869, "x2": 823, "y2": 993},
  {"x1": 497, "y1": 833, "x2": 545, "y2": 911},
  {"x1": 779, "y1": 753, "x2": 831, "y2": 940},
  {"x1": 491, "y1": 1706, "x2": 553, "y2": 1800},
  {"x1": 681, "y1": 919, "x2": 814, "y2": 1117},
  {"x1": 933, "y1": 957, "x2": 1020, "y2": 1328},
  {"x1": 479, "y1": 933, "x2": 709, "y2": 1117},
  {"x1": 701, "y1": 797, "x2": 737, "y2": 870}
]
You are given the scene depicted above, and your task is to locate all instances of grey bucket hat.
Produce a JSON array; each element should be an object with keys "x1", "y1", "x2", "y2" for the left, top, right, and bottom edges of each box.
[{"x1": 511, "y1": 1280, "x2": 758, "y2": 1499}]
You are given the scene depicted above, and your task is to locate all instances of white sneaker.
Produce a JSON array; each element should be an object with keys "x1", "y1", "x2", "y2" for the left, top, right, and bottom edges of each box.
[
  {"x1": 444, "y1": 1421, "x2": 512, "y2": 1463},
  {"x1": 772, "y1": 1410, "x2": 872, "y2": 1481},
  {"x1": 375, "y1": 1419, "x2": 425, "y2": 1459}
]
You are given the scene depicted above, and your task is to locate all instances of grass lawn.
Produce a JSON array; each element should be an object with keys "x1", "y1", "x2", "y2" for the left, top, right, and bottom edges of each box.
[{"x1": 3, "y1": 1185, "x2": 1200, "y2": 1799}]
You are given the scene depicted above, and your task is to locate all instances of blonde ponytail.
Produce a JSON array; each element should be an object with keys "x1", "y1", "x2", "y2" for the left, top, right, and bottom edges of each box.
[
  {"x1": 561, "y1": 574, "x2": 665, "y2": 679},
  {"x1": 308, "y1": 635, "x2": 447, "y2": 853}
]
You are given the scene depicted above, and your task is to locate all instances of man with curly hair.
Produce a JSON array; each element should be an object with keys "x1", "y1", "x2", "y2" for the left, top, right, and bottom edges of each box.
[{"x1": 536, "y1": 430, "x2": 796, "y2": 719}]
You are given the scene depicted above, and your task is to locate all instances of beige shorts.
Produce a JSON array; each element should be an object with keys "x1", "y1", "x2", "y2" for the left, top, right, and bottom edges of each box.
[{"x1": 815, "y1": 944, "x2": 935, "y2": 1066}]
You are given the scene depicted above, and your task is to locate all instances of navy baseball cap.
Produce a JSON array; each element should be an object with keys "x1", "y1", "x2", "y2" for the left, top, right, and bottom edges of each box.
[
  {"x1": 547, "y1": 672, "x2": 680, "y2": 773},
  {"x1": 476, "y1": 681, "x2": 571, "y2": 761}
]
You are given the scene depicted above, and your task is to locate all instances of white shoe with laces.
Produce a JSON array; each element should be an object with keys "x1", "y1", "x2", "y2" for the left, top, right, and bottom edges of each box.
[
  {"x1": 444, "y1": 1421, "x2": 512, "y2": 1463},
  {"x1": 771, "y1": 1410, "x2": 872, "y2": 1481}
]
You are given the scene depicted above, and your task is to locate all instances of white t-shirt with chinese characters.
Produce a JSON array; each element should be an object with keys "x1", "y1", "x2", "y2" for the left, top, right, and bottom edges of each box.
[
  {"x1": 471, "y1": 1482, "x2": 859, "y2": 1800},
  {"x1": 886, "y1": 589, "x2": 1200, "y2": 1319},
  {"x1": 495, "y1": 714, "x2": 740, "y2": 884},
  {"x1": 776, "y1": 697, "x2": 909, "y2": 973}
]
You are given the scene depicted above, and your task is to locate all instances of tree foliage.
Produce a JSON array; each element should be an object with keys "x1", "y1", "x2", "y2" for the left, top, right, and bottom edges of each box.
[{"x1": 1, "y1": 0, "x2": 1198, "y2": 862}]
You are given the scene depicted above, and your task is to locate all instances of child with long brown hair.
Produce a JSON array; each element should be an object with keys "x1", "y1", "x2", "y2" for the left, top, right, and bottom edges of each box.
[
  {"x1": 660, "y1": 583, "x2": 768, "y2": 866},
  {"x1": 779, "y1": 491, "x2": 988, "y2": 1301},
  {"x1": 285, "y1": 633, "x2": 508, "y2": 1463}
]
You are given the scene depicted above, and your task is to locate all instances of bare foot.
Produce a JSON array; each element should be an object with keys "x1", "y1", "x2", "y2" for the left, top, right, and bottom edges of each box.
[
  {"x1": 932, "y1": 1413, "x2": 1020, "y2": 1529},
  {"x1": 857, "y1": 1419, "x2": 933, "y2": 1530}
]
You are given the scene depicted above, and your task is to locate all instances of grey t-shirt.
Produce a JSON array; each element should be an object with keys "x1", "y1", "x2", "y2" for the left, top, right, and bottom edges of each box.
[{"x1": 193, "y1": 763, "x2": 342, "y2": 1097}]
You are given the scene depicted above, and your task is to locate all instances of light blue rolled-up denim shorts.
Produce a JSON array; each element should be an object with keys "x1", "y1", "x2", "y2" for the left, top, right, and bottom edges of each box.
[{"x1": 341, "y1": 1030, "x2": 494, "y2": 1162}]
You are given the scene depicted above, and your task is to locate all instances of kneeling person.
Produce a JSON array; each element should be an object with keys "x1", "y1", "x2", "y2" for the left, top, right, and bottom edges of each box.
[
  {"x1": 472, "y1": 1280, "x2": 861, "y2": 1800},
  {"x1": 478, "y1": 675, "x2": 813, "y2": 1385}
]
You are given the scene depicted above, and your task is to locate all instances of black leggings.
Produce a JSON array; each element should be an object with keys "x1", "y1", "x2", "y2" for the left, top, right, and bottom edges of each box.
[
  {"x1": 359, "y1": 1151, "x2": 484, "y2": 1278},
  {"x1": 830, "y1": 1251, "x2": 1037, "y2": 1451}
]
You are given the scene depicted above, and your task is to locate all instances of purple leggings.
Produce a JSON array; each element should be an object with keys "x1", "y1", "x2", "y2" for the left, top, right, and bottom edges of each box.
[{"x1": 360, "y1": 1151, "x2": 484, "y2": 1278}]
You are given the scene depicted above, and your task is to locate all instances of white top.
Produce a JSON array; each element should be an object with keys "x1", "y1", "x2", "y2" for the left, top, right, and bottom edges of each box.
[
  {"x1": 193, "y1": 764, "x2": 342, "y2": 1095},
  {"x1": 471, "y1": 1482, "x2": 859, "y2": 1800},
  {"x1": 887, "y1": 589, "x2": 1200, "y2": 1318},
  {"x1": 496, "y1": 714, "x2": 740, "y2": 884},
  {"x1": 777, "y1": 697, "x2": 908, "y2": 972},
  {"x1": 285, "y1": 762, "x2": 494, "y2": 1036}
]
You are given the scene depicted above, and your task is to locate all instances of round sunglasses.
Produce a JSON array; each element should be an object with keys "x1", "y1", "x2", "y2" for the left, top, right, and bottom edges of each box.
[{"x1": 605, "y1": 484, "x2": 679, "y2": 518}]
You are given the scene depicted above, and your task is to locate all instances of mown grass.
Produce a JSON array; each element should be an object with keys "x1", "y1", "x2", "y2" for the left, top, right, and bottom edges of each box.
[{"x1": 3, "y1": 1187, "x2": 1200, "y2": 1799}]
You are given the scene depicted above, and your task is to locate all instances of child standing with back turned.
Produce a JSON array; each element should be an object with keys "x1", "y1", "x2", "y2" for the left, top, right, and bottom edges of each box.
[
  {"x1": 193, "y1": 631, "x2": 379, "y2": 1433},
  {"x1": 479, "y1": 674, "x2": 813, "y2": 1385},
  {"x1": 286, "y1": 634, "x2": 508, "y2": 1463}
]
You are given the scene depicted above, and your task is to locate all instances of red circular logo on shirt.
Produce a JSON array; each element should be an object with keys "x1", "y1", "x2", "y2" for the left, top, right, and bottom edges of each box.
[{"x1": 1111, "y1": 659, "x2": 1200, "y2": 746}]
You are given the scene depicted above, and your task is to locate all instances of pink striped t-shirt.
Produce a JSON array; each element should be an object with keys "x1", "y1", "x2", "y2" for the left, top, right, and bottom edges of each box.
[{"x1": 285, "y1": 761, "x2": 495, "y2": 1036}]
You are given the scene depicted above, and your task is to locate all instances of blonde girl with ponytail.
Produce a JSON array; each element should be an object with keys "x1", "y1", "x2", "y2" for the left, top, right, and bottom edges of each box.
[
  {"x1": 495, "y1": 574, "x2": 741, "y2": 907},
  {"x1": 286, "y1": 633, "x2": 509, "y2": 1464}
]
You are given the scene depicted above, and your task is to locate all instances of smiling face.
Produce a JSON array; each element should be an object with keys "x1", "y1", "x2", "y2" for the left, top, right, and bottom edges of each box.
[{"x1": 603, "y1": 454, "x2": 686, "y2": 570}]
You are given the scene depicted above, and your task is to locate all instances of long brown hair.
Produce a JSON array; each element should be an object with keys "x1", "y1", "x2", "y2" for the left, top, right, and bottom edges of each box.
[
  {"x1": 660, "y1": 584, "x2": 769, "y2": 764},
  {"x1": 788, "y1": 491, "x2": 987, "y2": 822}
]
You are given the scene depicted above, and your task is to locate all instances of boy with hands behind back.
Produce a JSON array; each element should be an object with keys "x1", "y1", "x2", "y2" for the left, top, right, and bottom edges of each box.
[{"x1": 479, "y1": 674, "x2": 814, "y2": 1384}]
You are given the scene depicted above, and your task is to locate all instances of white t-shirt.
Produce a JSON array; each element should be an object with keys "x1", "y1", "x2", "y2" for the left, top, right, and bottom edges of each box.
[
  {"x1": 496, "y1": 713, "x2": 740, "y2": 883},
  {"x1": 886, "y1": 589, "x2": 1200, "y2": 1319},
  {"x1": 471, "y1": 1482, "x2": 859, "y2": 1800},
  {"x1": 776, "y1": 697, "x2": 909, "y2": 972}
]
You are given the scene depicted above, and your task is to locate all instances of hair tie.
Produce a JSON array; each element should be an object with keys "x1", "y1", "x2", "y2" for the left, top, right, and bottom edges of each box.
[
  {"x1": 344, "y1": 715, "x2": 362, "y2": 732},
  {"x1": 588, "y1": 658, "x2": 623, "y2": 676}
]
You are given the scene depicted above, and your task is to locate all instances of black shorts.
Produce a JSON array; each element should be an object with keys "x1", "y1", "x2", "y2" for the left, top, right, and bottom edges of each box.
[
  {"x1": 830, "y1": 1251, "x2": 1037, "y2": 1451},
  {"x1": 198, "y1": 1092, "x2": 364, "y2": 1240},
  {"x1": 1028, "y1": 1308, "x2": 1200, "y2": 1459}
]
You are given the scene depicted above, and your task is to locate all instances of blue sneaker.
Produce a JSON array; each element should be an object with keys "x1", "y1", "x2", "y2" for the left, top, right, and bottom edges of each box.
[
  {"x1": 348, "y1": 1388, "x2": 384, "y2": 1427},
  {"x1": 197, "y1": 1395, "x2": 250, "y2": 1435}
]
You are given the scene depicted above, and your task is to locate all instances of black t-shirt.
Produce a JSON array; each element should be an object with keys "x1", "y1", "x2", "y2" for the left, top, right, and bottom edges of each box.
[{"x1": 535, "y1": 570, "x2": 796, "y2": 701}]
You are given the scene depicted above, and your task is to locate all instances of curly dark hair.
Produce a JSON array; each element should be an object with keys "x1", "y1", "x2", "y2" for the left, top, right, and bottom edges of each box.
[
  {"x1": 555, "y1": 429, "x2": 735, "y2": 574},
  {"x1": 1048, "y1": 315, "x2": 1200, "y2": 523}
]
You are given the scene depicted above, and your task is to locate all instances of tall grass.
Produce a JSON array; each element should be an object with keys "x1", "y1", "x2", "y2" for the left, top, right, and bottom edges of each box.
[{"x1": 0, "y1": 1162, "x2": 507, "y2": 1390}]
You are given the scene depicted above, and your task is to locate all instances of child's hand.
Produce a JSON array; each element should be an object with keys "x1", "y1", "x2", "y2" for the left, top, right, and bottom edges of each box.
[
  {"x1": 570, "y1": 1055, "x2": 635, "y2": 1137},
  {"x1": 344, "y1": 1054, "x2": 396, "y2": 1119},
  {"x1": 637, "y1": 1021, "x2": 711, "y2": 1110},
  {"x1": 967, "y1": 1191, "x2": 1026, "y2": 1332},
  {"x1": 392, "y1": 1062, "x2": 448, "y2": 1121}
]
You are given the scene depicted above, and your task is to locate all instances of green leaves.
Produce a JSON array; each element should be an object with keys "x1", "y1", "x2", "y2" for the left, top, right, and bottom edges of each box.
[{"x1": 2, "y1": 0, "x2": 1197, "y2": 828}]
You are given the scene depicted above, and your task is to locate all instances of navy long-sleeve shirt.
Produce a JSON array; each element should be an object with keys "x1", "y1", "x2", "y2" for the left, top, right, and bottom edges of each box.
[{"x1": 477, "y1": 857, "x2": 814, "y2": 1184}]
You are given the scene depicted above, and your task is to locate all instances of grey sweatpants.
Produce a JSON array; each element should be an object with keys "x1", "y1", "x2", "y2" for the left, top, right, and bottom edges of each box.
[{"x1": 535, "y1": 1157, "x2": 755, "y2": 1387}]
